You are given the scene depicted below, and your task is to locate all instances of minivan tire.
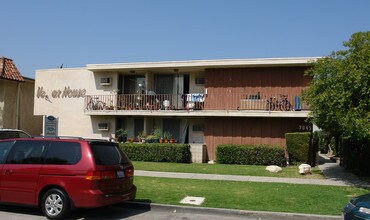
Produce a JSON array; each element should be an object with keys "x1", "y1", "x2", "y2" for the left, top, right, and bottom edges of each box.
[{"x1": 41, "y1": 188, "x2": 70, "y2": 219}]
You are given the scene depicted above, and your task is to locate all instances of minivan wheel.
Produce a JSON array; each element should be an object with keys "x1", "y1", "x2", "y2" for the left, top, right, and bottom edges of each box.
[{"x1": 41, "y1": 189, "x2": 70, "y2": 219}]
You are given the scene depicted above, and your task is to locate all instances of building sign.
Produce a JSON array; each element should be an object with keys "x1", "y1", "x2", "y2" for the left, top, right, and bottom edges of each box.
[
  {"x1": 37, "y1": 86, "x2": 86, "y2": 102},
  {"x1": 43, "y1": 115, "x2": 58, "y2": 136}
]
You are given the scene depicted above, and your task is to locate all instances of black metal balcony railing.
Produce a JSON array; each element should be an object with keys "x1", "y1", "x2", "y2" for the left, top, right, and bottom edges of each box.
[{"x1": 84, "y1": 93, "x2": 309, "y2": 111}]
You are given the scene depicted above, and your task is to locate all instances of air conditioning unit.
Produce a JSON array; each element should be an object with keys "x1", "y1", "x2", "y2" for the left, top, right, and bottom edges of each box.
[
  {"x1": 195, "y1": 77, "x2": 205, "y2": 85},
  {"x1": 98, "y1": 122, "x2": 110, "y2": 131},
  {"x1": 100, "y1": 77, "x2": 112, "y2": 86}
]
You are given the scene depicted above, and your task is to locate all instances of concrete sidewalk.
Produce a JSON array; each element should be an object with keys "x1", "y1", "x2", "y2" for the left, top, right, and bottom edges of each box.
[{"x1": 135, "y1": 155, "x2": 370, "y2": 188}]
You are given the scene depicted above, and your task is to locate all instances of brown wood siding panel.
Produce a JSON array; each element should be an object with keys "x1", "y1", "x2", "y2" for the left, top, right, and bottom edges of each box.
[
  {"x1": 204, "y1": 117, "x2": 311, "y2": 160},
  {"x1": 204, "y1": 118, "x2": 214, "y2": 160},
  {"x1": 205, "y1": 67, "x2": 311, "y2": 110},
  {"x1": 233, "y1": 118, "x2": 242, "y2": 145}
]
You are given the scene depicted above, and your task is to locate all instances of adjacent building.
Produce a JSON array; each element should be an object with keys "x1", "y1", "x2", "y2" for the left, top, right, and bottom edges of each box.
[
  {"x1": 34, "y1": 57, "x2": 316, "y2": 162},
  {"x1": 0, "y1": 57, "x2": 42, "y2": 135}
]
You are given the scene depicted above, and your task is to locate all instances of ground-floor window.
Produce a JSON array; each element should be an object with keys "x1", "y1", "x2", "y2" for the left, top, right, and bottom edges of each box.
[{"x1": 163, "y1": 118, "x2": 180, "y2": 141}]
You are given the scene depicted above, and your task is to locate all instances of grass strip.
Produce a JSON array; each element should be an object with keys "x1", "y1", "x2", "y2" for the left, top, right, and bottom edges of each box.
[
  {"x1": 132, "y1": 161, "x2": 324, "y2": 179},
  {"x1": 133, "y1": 176, "x2": 369, "y2": 216}
]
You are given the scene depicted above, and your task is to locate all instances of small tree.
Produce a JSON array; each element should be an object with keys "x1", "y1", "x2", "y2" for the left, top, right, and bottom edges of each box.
[{"x1": 302, "y1": 31, "x2": 370, "y2": 142}]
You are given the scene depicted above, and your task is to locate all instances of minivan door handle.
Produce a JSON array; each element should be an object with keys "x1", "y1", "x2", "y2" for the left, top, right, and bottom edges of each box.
[{"x1": 4, "y1": 170, "x2": 12, "y2": 175}]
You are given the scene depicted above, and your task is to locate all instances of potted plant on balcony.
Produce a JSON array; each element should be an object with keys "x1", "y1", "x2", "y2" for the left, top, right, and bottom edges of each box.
[{"x1": 115, "y1": 129, "x2": 127, "y2": 143}]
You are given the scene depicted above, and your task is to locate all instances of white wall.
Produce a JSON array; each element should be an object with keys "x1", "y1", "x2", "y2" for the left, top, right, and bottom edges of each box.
[
  {"x1": 189, "y1": 71, "x2": 205, "y2": 94},
  {"x1": 188, "y1": 118, "x2": 204, "y2": 143},
  {"x1": 34, "y1": 68, "x2": 118, "y2": 139}
]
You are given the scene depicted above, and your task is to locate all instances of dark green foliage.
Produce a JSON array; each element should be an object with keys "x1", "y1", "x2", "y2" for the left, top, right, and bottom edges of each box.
[
  {"x1": 313, "y1": 131, "x2": 329, "y2": 154},
  {"x1": 285, "y1": 132, "x2": 311, "y2": 163},
  {"x1": 216, "y1": 144, "x2": 286, "y2": 166},
  {"x1": 341, "y1": 138, "x2": 370, "y2": 176},
  {"x1": 119, "y1": 143, "x2": 191, "y2": 163},
  {"x1": 302, "y1": 31, "x2": 370, "y2": 142}
]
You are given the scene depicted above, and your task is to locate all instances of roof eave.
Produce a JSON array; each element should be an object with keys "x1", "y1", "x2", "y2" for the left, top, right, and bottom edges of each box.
[{"x1": 86, "y1": 57, "x2": 320, "y2": 72}]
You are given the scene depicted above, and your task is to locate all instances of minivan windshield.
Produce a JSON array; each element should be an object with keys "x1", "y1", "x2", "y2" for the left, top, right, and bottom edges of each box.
[{"x1": 90, "y1": 143, "x2": 130, "y2": 165}]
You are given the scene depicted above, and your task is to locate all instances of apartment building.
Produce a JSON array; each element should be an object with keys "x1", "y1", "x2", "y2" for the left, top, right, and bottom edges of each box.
[{"x1": 34, "y1": 57, "x2": 315, "y2": 161}]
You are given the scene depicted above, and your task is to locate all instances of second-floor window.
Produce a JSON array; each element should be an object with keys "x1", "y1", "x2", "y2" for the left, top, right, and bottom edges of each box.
[
  {"x1": 155, "y1": 74, "x2": 173, "y2": 94},
  {"x1": 123, "y1": 75, "x2": 145, "y2": 94}
]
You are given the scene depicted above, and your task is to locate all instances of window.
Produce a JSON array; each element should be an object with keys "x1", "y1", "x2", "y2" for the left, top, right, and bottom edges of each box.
[
  {"x1": 0, "y1": 141, "x2": 14, "y2": 164},
  {"x1": 90, "y1": 143, "x2": 129, "y2": 165},
  {"x1": 134, "y1": 118, "x2": 144, "y2": 138},
  {"x1": 163, "y1": 118, "x2": 180, "y2": 141},
  {"x1": 100, "y1": 77, "x2": 112, "y2": 86},
  {"x1": 155, "y1": 74, "x2": 173, "y2": 94},
  {"x1": 0, "y1": 130, "x2": 30, "y2": 139},
  {"x1": 6, "y1": 140, "x2": 46, "y2": 164},
  {"x1": 45, "y1": 142, "x2": 81, "y2": 165},
  {"x1": 124, "y1": 75, "x2": 145, "y2": 94}
]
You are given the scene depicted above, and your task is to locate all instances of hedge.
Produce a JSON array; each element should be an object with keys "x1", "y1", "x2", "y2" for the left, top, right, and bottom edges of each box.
[
  {"x1": 119, "y1": 143, "x2": 191, "y2": 163},
  {"x1": 285, "y1": 132, "x2": 311, "y2": 164},
  {"x1": 216, "y1": 144, "x2": 286, "y2": 166},
  {"x1": 341, "y1": 138, "x2": 370, "y2": 176}
]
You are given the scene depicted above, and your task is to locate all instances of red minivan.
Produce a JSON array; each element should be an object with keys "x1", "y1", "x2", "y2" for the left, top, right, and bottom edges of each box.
[{"x1": 0, "y1": 137, "x2": 136, "y2": 219}]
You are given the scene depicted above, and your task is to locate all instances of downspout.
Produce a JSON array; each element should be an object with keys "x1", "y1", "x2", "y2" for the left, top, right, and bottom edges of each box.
[{"x1": 16, "y1": 81, "x2": 22, "y2": 129}]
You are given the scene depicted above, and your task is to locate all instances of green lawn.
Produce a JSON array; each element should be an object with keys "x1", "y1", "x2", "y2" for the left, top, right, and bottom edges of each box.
[
  {"x1": 132, "y1": 161, "x2": 325, "y2": 179},
  {"x1": 134, "y1": 176, "x2": 369, "y2": 216}
]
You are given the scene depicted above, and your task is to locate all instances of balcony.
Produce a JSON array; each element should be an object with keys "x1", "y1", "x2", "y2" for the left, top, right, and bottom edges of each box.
[{"x1": 83, "y1": 93, "x2": 310, "y2": 117}]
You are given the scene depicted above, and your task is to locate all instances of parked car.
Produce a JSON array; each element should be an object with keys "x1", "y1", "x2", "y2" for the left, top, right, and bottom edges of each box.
[
  {"x1": 0, "y1": 137, "x2": 136, "y2": 219},
  {"x1": 0, "y1": 129, "x2": 31, "y2": 139},
  {"x1": 343, "y1": 193, "x2": 370, "y2": 220}
]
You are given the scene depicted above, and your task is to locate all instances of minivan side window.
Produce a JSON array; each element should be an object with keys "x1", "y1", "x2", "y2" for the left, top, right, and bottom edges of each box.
[
  {"x1": 6, "y1": 140, "x2": 46, "y2": 164},
  {"x1": 0, "y1": 141, "x2": 14, "y2": 164},
  {"x1": 45, "y1": 142, "x2": 81, "y2": 165}
]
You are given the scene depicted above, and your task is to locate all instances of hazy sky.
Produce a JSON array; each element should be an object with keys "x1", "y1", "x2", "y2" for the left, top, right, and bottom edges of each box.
[{"x1": 1, "y1": 0, "x2": 369, "y2": 78}]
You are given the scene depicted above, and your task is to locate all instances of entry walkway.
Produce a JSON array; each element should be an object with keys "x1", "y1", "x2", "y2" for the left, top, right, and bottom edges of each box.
[{"x1": 135, "y1": 155, "x2": 370, "y2": 188}]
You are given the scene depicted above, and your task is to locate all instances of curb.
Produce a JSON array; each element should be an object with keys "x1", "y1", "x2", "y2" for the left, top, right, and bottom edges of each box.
[{"x1": 123, "y1": 201, "x2": 341, "y2": 220}]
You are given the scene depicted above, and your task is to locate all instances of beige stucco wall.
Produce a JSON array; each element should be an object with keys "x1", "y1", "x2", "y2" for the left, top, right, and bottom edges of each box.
[
  {"x1": 0, "y1": 78, "x2": 42, "y2": 135},
  {"x1": 188, "y1": 118, "x2": 204, "y2": 143},
  {"x1": 0, "y1": 80, "x2": 18, "y2": 128},
  {"x1": 34, "y1": 68, "x2": 118, "y2": 139},
  {"x1": 189, "y1": 71, "x2": 205, "y2": 94},
  {"x1": 19, "y1": 79, "x2": 43, "y2": 136}
]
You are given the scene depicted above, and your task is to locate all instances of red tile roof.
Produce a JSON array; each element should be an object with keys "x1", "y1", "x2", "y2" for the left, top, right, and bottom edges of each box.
[{"x1": 0, "y1": 57, "x2": 24, "y2": 82}]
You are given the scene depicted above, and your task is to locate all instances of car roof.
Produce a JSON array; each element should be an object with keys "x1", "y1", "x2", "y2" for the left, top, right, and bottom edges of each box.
[
  {"x1": 0, "y1": 136, "x2": 114, "y2": 144},
  {"x1": 0, "y1": 128, "x2": 28, "y2": 132}
]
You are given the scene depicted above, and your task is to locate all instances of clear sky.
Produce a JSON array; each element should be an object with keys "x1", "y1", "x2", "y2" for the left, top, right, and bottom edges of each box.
[{"x1": 1, "y1": 0, "x2": 369, "y2": 78}]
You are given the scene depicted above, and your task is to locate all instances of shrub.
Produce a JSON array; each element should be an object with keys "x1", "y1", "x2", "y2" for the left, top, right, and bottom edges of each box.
[
  {"x1": 119, "y1": 143, "x2": 191, "y2": 163},
  {"x1": 216, "y1": 144, "x2": 286, "y2": 166},
  {"x1": 285, "y1": 132, "x2": 311, "y2": 164},
  {"x1": 341, "y1": 138, "x2": 370, "y2": 176}
]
